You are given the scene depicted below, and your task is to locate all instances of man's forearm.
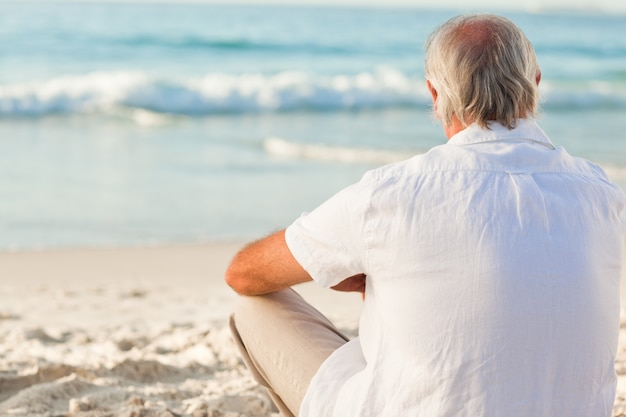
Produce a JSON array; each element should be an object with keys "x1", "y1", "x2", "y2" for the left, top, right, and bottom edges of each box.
[{"x1": 224, "y1": 229, "x2": 313, "y2": 295}]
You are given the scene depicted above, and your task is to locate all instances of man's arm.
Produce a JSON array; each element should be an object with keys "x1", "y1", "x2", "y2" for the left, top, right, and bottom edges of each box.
[{"x1": 225, "y1": 229, "x2": 313, "y2": 295}]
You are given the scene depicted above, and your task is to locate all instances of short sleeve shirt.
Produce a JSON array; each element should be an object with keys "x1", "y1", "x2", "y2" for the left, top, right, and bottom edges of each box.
[{"x1": 285, "y1": 119, "x2": 626, "y2": 417}]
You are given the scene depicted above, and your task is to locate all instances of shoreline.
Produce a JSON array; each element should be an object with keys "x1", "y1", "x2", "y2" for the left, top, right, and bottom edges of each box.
[{"x1": 0, "y1": 241, "x2": 364, "y2": 328}]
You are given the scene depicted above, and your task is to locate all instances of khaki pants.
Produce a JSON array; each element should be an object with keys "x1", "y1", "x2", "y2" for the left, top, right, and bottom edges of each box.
[{"x1": 229, "y1": 288, "x2": 350, "y2": 417}]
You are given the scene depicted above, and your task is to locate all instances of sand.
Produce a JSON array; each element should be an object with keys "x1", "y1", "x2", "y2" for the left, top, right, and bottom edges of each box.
[
  {"x1": 0, "y1": 242, "x2": 362, "y2": 417},
  {"x1": 1, "y1": 242, "x2": 625, "y2": 417}
]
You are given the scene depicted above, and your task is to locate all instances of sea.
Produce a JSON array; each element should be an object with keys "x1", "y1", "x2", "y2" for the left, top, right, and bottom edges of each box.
[{"x1": 0, "y1": 3, "x2": 625, "y2": 250}]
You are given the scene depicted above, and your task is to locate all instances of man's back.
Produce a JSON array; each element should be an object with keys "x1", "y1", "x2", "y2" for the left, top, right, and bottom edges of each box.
[{"x1": 296, "y1": 120, "x2": 625, "y2": 416}]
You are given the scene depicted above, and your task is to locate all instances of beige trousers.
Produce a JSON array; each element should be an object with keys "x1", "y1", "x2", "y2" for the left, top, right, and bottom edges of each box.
[{"x1": 229, "y1": 288, "x2": 350, "y2": 417}]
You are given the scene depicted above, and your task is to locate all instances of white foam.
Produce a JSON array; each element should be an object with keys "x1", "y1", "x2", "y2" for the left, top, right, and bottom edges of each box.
[
  {"x1": 0, "y1": 72, "x2": 146, "y2": 116},
  {"x1": 2, "y1": 70, "x2": 624, "y2": 119},
  {"x1": 130, "y1": 109, "x2": 173, "y2": 127},
  {"x1": 263, "y1": 136, "x2": 418, "y2": 164},
  {"x1": 0, "y1": 68, "x2": 429, "y2": 117}
]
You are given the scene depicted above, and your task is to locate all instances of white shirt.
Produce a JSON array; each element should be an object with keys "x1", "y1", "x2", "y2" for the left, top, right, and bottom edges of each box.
[{"x1": 286, "y1": 119, "x2": 626, "y2": 417}]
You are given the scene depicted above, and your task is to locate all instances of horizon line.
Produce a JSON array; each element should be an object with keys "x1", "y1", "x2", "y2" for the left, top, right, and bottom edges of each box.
[{"x1": 0, "y1": 0, "x2": 624, "y2": 14}]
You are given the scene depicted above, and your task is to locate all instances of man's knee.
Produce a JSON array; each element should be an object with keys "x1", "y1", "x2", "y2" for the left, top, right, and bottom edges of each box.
[{"x1": 233, "y1": 288, "x2": 305, "y2": 326}]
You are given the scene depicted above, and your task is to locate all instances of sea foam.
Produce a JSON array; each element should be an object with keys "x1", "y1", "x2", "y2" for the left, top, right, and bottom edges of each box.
[
  {"x1": 264, "y1": 136, "x2": 418, "y2": 164},
  {"x1": 0, "y1": 68, "x2": 428, "y2": 117},
  {"x1": 1, "y1": 69, "x2": 624, "y2": 118}
]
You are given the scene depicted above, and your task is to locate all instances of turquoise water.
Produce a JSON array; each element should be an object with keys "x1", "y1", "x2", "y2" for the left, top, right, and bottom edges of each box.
[{"x1": 0, "y1": 4, "x2": 625, "y2": 249}]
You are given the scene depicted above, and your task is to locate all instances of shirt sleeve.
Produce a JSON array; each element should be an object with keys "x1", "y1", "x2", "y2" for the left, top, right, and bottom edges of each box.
[{"x1": 285, "y1": 173, "x2": 373, "y2": 288}]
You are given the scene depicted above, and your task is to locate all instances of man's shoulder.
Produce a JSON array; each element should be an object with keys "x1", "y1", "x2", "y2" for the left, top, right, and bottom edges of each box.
[{"x1": 364, "y1": 143, "x2": 465, "y2": 183}]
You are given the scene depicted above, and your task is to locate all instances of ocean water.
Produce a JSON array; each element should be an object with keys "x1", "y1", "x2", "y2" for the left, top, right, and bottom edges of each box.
[{"x1": 0, "y1": 3, "x2": 625, "y2": 250}]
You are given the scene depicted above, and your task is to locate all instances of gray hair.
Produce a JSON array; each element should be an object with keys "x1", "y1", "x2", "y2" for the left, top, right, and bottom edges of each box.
[{"x1": 424, "y1": 14, "x2": 540, "y2": 129}]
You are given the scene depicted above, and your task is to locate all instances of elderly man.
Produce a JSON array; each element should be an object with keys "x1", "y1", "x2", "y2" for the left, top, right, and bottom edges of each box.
[{"x1": 226, "y1": 13, "x2": 626, "y2": 417}]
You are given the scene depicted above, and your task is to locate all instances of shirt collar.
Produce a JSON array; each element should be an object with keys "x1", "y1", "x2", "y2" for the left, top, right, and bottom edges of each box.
[{"x1": 447, "y1": 118, "x2": 555, "y2": 150}]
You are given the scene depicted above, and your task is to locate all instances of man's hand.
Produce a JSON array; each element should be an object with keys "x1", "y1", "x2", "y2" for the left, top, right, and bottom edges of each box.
[{"x1": 331, "y1": 273, "x2": 366, "y2": 297}]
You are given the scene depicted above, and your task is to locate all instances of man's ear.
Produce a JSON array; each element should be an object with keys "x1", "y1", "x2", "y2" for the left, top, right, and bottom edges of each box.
[
  {"x1": 427, "y1": 80, "x2": 437, "y2": 102},
  {"x1": 427, "y1": 80, "x2": 438, "y2": 112}
]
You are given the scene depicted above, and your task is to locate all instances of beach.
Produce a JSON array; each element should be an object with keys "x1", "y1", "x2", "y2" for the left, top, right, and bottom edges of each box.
[
  {"x1": 1, "y1": 3, "x2": 625, "y2": 416},
  {"x1": 0, "y1": 243, "x2": 624, "y2": 416},
  {"x1": 0, "y1": 242, "x2": 364, "y2": 417}
]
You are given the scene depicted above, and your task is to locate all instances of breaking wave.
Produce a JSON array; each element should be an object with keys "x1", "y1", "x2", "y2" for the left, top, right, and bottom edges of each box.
[
  {"x1": 0, "y1": 69, "x2": 624, "y2": 117},
  {"x1": 0, "y1": 68, "x2": 427, "y2": 117}
]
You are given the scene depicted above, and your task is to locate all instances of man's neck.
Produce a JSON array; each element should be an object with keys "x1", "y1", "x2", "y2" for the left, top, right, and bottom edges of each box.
[{"x1": 444, "y1": 115, "x2": 467, "y2": 139}]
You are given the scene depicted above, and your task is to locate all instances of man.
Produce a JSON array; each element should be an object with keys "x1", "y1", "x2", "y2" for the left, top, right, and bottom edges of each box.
[{"x1": 226, "y1": 13, "x2": 626, "y2": 417}]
